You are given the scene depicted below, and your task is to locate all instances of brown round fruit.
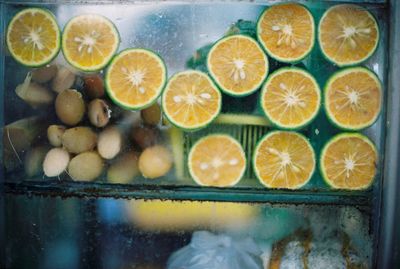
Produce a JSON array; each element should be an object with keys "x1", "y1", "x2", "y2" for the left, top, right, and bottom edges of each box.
[
  {"x1": 88, "y1": 99, "x2": 111, "y2": 128},
  {"x1": 47, "y1": 125, "x2": 66, "y2": 147},
  {"x1": 31, "y1": 64, "x2": 58, "y2": 83},
  {"x1": 107, "y1": 151, "x2": 139, "y2": 184},
  {"x1": 97, "y1": 126, "x2": 122, "y2": 159},
  {"x1": 61, "y1": 127, "x2": 97, "y2": 154},
  {"x1": 84, "y1": 75, "x2": 105, "y2": 99},
  {"x1": 55, "y1": 89, "x2": 85, "y2": 126},
  {"x1": 68, "y1": 151, "x2": 103, "y2": 182},
  {"x1": 131, "y1": 126, "x2": 160, "y2": 149},
  {"x1": 51, "y1": 66, "x2": 76, "y2": 93},
  {"x1": 43, "y1": 148, "x2": 70, "y2": 177},
  {"x1": 139, "y1": 145, "x2": 173, "y2": 179},
  {"x1": 25, "y1": 145, "x2": 50, "y2": 177},
  {"x1": 141, "y1": 103, "x2": 161, "y2": 125}
]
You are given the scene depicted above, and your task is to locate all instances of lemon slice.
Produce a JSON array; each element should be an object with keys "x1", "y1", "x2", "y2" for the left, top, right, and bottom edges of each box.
[
  {"x1": 6, "y1": 8, "x2": 60, "y2": 67},
  {"x1": 324, "y1": 67, "x2": 382, "y2": 130},
  {"x1": 188, "y1": 134, "x2": 246, "y2": 187},
  {"x1": 257, "y1": 3, "x2": 315, "y2": 63},
  {"x1": 162, "y1": 70, "x2": 221, "y2": 131},
  {"x1": 253, "y1": 131, "x2": 315, "y2": 189},
  {"x1": 320, "y1": 133, "x2": 377, "y2": 190},
  {"x1": 62, "y1": 14, "x2": 119, "y2": 71},
  {"x1": 318, "y1": 4, "x2": 379, "y2": 66},
  {"x1": 207, "y1": 34, "x2": 269, "y2": 96},
  {"x1": 106, "y1": 49, "x2": 167, "y2": 110},
  {"x1": 260, "y1": 67, "x2": 321, "y2": 130}
]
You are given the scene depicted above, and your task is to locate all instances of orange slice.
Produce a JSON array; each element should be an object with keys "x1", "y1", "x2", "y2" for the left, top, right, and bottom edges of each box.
[
  {"x1": 105, "y1": 49, "x2": 167, "y2": 110},
  {"x1": 253, "y1": 131, "x2": 315, "y2": 189},
  {"x1": 188, "y1": 134, "x2": 246, "y2": 187},
  {"x1": 62, "y1": 14, "x2": 119, "y2": 71},
  {"x1": 324, "y1": 67, "x2": 382, "y2": 130},
  {"x1": 162, "y1": 70, "x2": 221, "y2": 131},
  {"x1": 320, "y1": 133, "x2": 377, "y2": 190},
  {"x1": 261, "y1": 67, "x2": 321, "y2": 129},
  {"x1": 257, "y1": 3, "x2": 315, "y2": 62},
  {"x1": 318, "y1": 4, "x2": 379, "y2": 66},
  {"x1": 207, "y1": 35, "x2": 269, "y2": 96},
  {"x1": 6, "y1": 8, "x2": 60, "y2": 67}
]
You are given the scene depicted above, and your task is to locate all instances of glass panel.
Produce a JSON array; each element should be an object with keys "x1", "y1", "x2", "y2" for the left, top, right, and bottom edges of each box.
[
  {"x1": 4, "y1": 195, "x2": 374, "y2": 268},
  {"x1": 1, "y1": 1, "x2": 388, "y2": 203}
]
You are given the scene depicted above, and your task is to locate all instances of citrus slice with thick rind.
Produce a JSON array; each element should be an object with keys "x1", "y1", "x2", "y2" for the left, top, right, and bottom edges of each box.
[
  {"x1": 162, "y1": 70, "x2": 221, "y2": 131},
  {"x1": 253, "y1": 131, "x2": 315, "y2": 189},
  {"x1": 106, "y1": 49, "x2": 167, "y2": 110},
  {"x1": 257, "y1": 3, "x2": 315, "y2": 63},
  {"x1": 320, "y1": 133, "x2": 377, "y2": 190},
  {"x1": 318, "y1": 4, "x2": 379, "y2": 67},
  {"x1": 6, "y1": 8, "x2": 60, "y2": 67},
  {"x1": 324, "y1": 67, "x2": 382, "y2": 130},
  {"x1": 207, "y1": 35, "x2": 269, "y2": 96},
  {"x1": 62, "y1": 14, "x2": 119, "y2": 71},
  {"x1": 260, "y1": 67, "x2": 321, "y2": 130},
  {"x1": 188, "y1": 134, "x2": 246, "y2": 187}
]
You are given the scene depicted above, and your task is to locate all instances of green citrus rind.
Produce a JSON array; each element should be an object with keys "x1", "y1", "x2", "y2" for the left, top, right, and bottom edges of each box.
[
  {"x1": 161, "y1": 70, "x2": 222, "y2": 131},
  {"x1": 62, "y1": 14, "x2": 120, "y2": 72},
  {"x1": 253, "y1": 130, "x2": 316, "y2": 189},
  {"x1": 260, "y1": 67, "x2": 321, "y2": 130},
  {"x1": 105, "y1": 48, "x2": 167, "y2": 110},
  {"x1": 319, "y1": 132, "x2": 378, "y2": 190},
  {"x1": 318, "y1": 4, "x2": 380, "y2": 67},
  {"x1": 323, "y1": 66, "x2": 382, "y2": 131},
  {"x1": 6, "y1": 8, "x2": 61, "y2": 68},
  {"x1": 215, "y1": 113, "x2": 270, "y2": 126},
  {"x1": 206, "y1": 34, "x2": 269, "y2": 97},
  {"x1": 188, "y1": 134, "x2": 246, "y2": 187},
  {"x1": 256, "y1": 3, "x2": 316, "y2": 63}
]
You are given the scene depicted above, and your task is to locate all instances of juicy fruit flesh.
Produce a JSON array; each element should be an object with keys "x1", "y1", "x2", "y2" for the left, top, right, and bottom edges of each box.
[
  {"x1": 7, "y1": 9, "x2": 59, "y2": 66},
  {"x1": 189, "y1": 135, "x2": 246, "y2": 187},
  {"x1": 258, "y1": 3, "x2": 314, "y2": 61},
  {"x1": 319, "y1": 4, "x2": 378, "y2": 65},
  {"x1": 63, "y1": 14, "x2": 118, "y2": 69},
  {"x1": 321, "y1": 135, "x2": 377, "y2": 189},
  {"x1": 262, "y1": 69, "x2": 320, "y2": 128},
  {"x1": 107, "y1": 50, "x2": 165, "y2": 109},
  {"x1": 208, "y1": 36, "x2": 268, "y2": 95},
  {"x1": 163, "y1": 71, "x2": 221, "y2": 129},
  {"x1": 326, "y1": 69, "x2": 381, "y2": 129},
  {"x1": 254, "y1": 132, "x2": 315, "y2": 189}
]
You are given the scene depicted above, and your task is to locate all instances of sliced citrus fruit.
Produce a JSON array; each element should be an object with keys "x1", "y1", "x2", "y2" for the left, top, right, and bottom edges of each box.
[
  {"x1": 6, "y1": 8, "x2": 60, "y2": 67},
  {"x1": 207, "y1": 34, "x2": 269, "y2": 96},
  {"x1": 105, "y1": 49, "x2": 167, "y2": 110},
  {"x1": 257, "y1": 3, "x2": 315, "y2": 63},
  {"x1": 320, "y1": 133, "x2": 377, "y2": 190},
  {"x1": 324, "y1": 67, "x2": 382, "y2": 130},
  {"x1": 260, "y1": 67, "x2": 321, "y2": 130},
  {"x1": 188, "y1": 134, "x2": 246, "y2": 187},
  {"x1": 62, "y1": 14, "x2": 119, "y2": 71},
  {"x1": 318, "y1": 4, "x2": 379, "y2": 67},
  {"x1": 162, "y1": 70, "x2": 221, "y2": 130},
  {"x1": 253, "y1": 131, "x2": 315, "y2": 189}
]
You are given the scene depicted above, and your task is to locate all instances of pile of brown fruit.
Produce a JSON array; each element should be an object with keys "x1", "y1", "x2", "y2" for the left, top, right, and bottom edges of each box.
[{"x1": 5, "y1": 64, "x2": 173, "y2": 184}]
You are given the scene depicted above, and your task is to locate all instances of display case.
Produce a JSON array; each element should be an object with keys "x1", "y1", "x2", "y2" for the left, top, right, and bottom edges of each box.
[{"x1": 1, "y1": 0, "x2": 399, "y2": 268}]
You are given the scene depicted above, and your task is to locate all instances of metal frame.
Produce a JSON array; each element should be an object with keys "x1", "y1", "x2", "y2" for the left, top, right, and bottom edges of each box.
[
  {"x1": 0, "y1": 1, "x2": 6, "y2": 267},
  {"x1": 377, "y1": 0, "x2": 400, "y2": 268}
]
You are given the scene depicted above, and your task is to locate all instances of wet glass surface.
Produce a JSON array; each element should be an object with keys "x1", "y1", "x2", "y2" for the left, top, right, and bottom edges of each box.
[
  {"x1": 4, "y1": 195, "x2": 373, "y2": 269},
  {"x1": 0, "y1": 1, "x2": 389, "y2": 202}
]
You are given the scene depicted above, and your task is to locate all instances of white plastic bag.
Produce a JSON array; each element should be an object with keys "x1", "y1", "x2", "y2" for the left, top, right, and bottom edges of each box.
[{"x1": 167, "y1": 231, "x2": 263, "y2": 269}]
